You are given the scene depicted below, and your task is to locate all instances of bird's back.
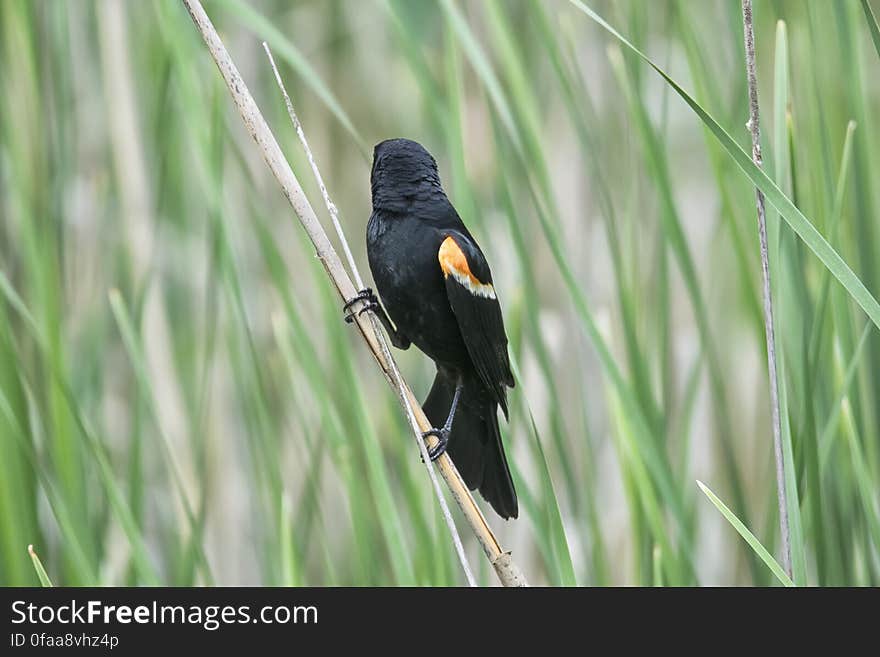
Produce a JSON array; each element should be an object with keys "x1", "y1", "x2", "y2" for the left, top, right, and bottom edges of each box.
[{"x1": 367, "y1": 208, "x2": 472, "y2": 369}]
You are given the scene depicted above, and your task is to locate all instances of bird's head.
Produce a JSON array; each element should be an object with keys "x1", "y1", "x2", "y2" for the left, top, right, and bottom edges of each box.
[{"x1": 371, "y1": 138, "x2": 444, "y2": 212}]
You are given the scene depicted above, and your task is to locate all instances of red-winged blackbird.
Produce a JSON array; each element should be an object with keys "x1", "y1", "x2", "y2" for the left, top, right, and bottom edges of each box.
[{"x1": 344, "y1": 138, "x2": 517, "y2": 520}]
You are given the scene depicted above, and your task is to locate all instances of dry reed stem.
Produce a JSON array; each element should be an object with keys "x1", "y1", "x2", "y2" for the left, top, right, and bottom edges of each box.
[{"x1": 740, "y1": 0, "x2": 792, "y2": 578}]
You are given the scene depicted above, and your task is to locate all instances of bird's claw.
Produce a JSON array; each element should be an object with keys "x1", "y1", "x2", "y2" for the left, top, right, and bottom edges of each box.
[
  {"x1": 343, "y1": 288, "x2": 379, "y2": 323},
  {"x1": 422, "y1": 427, "x2": 450, "y2": 462}
]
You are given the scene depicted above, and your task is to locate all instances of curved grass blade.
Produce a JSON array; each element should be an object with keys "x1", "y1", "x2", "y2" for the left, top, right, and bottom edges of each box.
[
  {"x1": 525, "y1": 410, "x2": 578, "y2": 587},
  {"x1": 697, "y1": 481, "x2": 794, "y2": 586},
  {"x1": 28, "y1": 545, "x2": 53, "y2": 587},
  {"x1": 861, "y1": 0, "x2": 880, "y2": 61},
  {"x1": 808, "y1": 121, "x2": 857, "y2": 370},
  {"x1": 508, "y1": 353, "x2": 577, "y2": 586},
  {"x1": 820, "y1": 322, "x2": 873, "y2": 468}
]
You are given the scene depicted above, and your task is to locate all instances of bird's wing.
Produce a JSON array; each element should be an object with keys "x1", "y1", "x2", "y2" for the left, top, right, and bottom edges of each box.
[{"x1": 438, "y1": 230, "x2": 514, "y2": 415}]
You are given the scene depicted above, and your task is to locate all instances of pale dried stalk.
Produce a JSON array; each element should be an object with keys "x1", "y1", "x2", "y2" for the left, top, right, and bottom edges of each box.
[
  {"x1": 740, "y1": 0, "x2": 792, "y2": 578},
  {"x1": 181, "y1": 0, "x2": 527, "y2": 586}
]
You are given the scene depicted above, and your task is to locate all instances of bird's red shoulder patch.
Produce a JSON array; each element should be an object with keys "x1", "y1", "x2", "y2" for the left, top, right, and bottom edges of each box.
[{"x1": 438, "y1": 236, "x2": 496, "y2": 299}]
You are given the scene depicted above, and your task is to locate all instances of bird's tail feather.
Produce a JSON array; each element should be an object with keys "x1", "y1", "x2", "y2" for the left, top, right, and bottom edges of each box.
[{"x1": 423, "y1": 371, "x2": 518, "y2": 520}]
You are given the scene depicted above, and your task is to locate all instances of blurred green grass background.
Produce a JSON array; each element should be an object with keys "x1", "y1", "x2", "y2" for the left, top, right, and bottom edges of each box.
[{"x1": 1, "y1": 0, "x2": 879, "y2": 586}]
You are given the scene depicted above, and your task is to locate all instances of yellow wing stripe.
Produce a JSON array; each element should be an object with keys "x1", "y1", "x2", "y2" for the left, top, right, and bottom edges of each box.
[{"x1": 438, "y1": 236, "x2": 496, "y2": 299}]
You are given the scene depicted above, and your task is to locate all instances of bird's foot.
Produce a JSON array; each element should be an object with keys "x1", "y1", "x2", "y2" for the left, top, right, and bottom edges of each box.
[
  {"x1": 422, "y1": 427, "x2": 450, "y2": 461},
  {"x1": 343, "y1": 288, "x2": 379, "y2": 324}
]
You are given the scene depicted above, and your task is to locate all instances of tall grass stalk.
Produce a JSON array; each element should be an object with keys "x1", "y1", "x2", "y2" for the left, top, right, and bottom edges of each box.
[{"x1": 739, "y1": 0, "x2": 792, "y2": 579}]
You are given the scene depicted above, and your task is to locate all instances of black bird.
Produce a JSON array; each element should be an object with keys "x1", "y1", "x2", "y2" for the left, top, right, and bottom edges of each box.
[{"x1": 344, "y1": 138, "x2": 518, "y2": 520}]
